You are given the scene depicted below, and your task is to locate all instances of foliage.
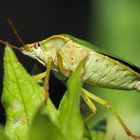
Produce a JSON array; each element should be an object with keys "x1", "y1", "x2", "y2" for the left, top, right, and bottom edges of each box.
[{"x1": 0, "y1": 47, "x2": 106, "y2": 140}]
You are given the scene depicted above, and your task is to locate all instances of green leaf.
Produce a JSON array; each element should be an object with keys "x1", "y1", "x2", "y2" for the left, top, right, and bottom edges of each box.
[
  {"x1": 28, "y1": 110, "x2": 64, "y2": 140},
  {"x1": 0, "y1": 126, "x2": 9, "y2": 140},
  {"x1": 2, "y1": 47, "x2": 45, "y2": 140},
  {"x1": 42, "y1": 98, "x2": 59, "y2": 126},
  {"x1": 58, "y1": 59, "x2": 85, "y2": 140},
  {"x1": 1, "y1": 46, "x2": 106, "y2": 140}
]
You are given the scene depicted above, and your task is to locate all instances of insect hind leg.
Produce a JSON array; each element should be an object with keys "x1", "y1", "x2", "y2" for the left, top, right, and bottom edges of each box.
[
  {"x1": 81, "y1": 91, "x2": 97, "y2": 122},
  {"x1": 81, "y1": 88, "x2": 140, "y2": 140}
]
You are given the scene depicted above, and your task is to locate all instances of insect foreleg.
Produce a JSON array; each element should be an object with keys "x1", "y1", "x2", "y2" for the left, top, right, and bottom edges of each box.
[
  {"x1": 57, "y1": 50, "x2": 72, "y2": 77},
  {"x1": 43, "y1": 58, "x2": 53, "y2": 103},
  {"x1": 81, "y1": 88, "x2": 140, "y2": 140},
  {"x1": 81, "y1": 91, "x2": 97, "y2": 122},
  {"x1": 57, "y1": 51, "x2": 66, "y2": 76},
  {"x1": 32, "y1": 58, "x2": 53, "y2": 103}
]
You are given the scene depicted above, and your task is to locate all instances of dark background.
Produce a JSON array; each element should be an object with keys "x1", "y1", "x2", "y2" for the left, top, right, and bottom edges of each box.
[{"x1": 0, "y1": 0, "x2": 94, "y2": 124}]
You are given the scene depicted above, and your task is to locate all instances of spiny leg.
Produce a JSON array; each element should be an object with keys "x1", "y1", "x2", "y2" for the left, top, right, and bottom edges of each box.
[
  {"x1": 82, "y1": 88, "x2": 140, "y2": 140},
  {"x1": 81, "y1": 91, "x2": 97, "y2": 122}
]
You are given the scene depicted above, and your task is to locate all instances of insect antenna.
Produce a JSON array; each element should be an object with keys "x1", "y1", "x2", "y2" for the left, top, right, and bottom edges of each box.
[
  {"x1": 4, "y1": 14, "x2": 25, "y2": 46},
  {"x1": 0, "y1": 39, "x2": 20, "y2": 50}
]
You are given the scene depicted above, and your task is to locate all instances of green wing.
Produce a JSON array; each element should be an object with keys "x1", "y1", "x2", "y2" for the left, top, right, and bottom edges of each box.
[
  {"x1": 62, "y1": 34, "x2": 104, "y2": 53},
  {"x1": 62, "y1": 34, "x2": 140, "y2": 74}
]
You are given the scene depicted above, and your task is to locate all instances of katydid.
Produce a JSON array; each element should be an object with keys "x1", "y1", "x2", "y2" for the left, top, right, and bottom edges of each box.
[{"x1": 0, "y1": 21, "x2": 140, "y2": 140}]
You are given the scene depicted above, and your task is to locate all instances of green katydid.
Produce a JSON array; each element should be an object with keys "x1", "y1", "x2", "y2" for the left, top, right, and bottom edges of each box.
[{"x1": 0, "y1": 19, "x2": 140, "y2": 140}]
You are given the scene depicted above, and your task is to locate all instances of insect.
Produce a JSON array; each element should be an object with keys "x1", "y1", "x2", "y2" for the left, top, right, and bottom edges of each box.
[{"x1": 0, "y1": 18, "x2": 140, "y2": 140}]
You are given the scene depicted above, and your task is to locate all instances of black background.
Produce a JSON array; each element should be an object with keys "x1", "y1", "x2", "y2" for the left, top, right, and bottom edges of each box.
[{"x1": 0, "y1": 0, "x2": 95, "y2": 124}]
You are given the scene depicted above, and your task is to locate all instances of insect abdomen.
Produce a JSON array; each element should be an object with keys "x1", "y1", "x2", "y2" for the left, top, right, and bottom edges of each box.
[{"x1": 85, "y1": 51, "x2": 140, "y2": 90}]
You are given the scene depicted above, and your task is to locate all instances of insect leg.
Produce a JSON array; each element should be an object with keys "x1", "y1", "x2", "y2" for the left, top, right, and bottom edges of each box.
[
  {"x1": 32, "y1": 72, "x2": 46, "y2": 81},
  {"x1": 81, "y1": 91, "x2": 97, "y2": 122},
  {"x1": 57, "y1": 51, "x2": 66, "y2": 76},
  {"x1": 57, "y1": 50, "x2": 72, "y2": 77},
  {"x1": 43, "y1": 58, "x2": 53, "y2": 103},
  {"x1": 81, "y1": 88, "x2": 140, "y2": 140},
  {"x1": 31, "y1": 60, "x2": 52, "y2": 103}
]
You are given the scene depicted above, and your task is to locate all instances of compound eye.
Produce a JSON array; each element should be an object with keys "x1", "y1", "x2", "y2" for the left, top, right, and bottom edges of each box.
[{"x1": 33, "y1": 42, "x2": 40, "y2": 49}]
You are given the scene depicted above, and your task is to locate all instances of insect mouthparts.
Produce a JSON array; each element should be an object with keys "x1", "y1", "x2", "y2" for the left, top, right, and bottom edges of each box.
[{"x1": 23, "y1": 45, "x2": 32, "y2": 51}]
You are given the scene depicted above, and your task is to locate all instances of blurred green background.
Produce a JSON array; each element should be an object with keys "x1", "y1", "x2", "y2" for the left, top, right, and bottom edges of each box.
[{"x1": 88, "y1": 0, "x2": 140, "y2": 140}]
